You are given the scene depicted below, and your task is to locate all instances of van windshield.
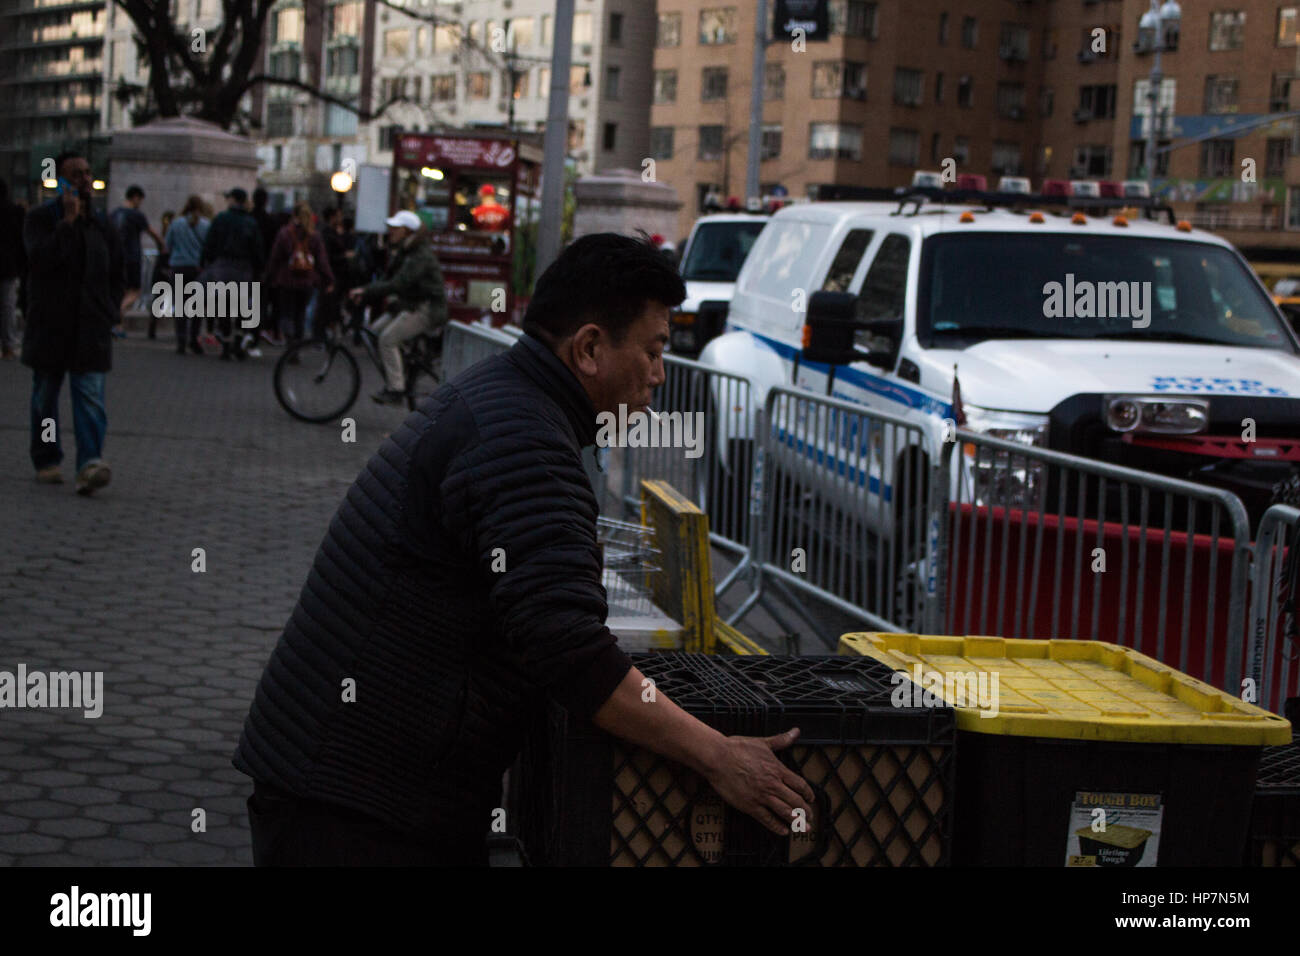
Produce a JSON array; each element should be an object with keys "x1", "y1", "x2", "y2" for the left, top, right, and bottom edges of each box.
[
  {"x1": 918, "y1": 233, "x2": 1296, "y2": 352},
  {"x1": 680, "y1": 221, "x2": 767, "y2": 282}
]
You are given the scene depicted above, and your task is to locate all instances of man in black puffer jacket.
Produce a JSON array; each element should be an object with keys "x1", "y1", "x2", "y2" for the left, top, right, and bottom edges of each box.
[{"x1": 232, "y1": 233, "x2": 813, "y2": 865}]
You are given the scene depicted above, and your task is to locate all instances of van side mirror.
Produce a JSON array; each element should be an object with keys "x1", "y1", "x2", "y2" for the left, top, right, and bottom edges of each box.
[{"x1": 802, "y1": 291, "x2": 902, "y2": 369}]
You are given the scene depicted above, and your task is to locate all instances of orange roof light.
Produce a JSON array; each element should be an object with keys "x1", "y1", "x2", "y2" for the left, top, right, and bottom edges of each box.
[
  {"x1": 1176, "y1": 220, "x2": 1193, "y2": 232},
  {"x1": 1028, "y1": 211, "x2": 1045, "y2": 224},
  {"x1": 801, "y1": 325, "x2": 812, "y2": 349},
  {"x1": 959, "y1": 211, "x2": 976, "y2": 223},
  {"x1": 1113, "y1": 215, "x2": 1128, "y2": 227},
  {"x1": 1071, "y1": 212, "x2": 1088, "y2": 225}
]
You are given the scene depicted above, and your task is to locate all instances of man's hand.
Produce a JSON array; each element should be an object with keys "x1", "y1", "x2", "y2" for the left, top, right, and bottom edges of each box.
[
  {"x1": 704, "y1": 729, "x2": 815, "y2": 836},
  {"x1": 60, "y1": 189, "x2": 80, "y2": 224}
]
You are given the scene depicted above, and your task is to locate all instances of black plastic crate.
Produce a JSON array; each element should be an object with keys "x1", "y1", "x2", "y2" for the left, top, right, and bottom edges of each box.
[
  {"x1": 516, "y1": 652, "x2": 770, "y2": 866},
  {"x1": 1247, "y1": 738, "x2": 1300, "y2": 866},
  {"x1": 722, "y1": 656, "x2": 956, "y2": 866}
]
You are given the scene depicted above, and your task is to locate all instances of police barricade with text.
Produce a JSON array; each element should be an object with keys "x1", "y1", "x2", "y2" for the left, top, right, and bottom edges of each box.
[
  {"x1": 938, "y1": 429, "x2": 1255, "y2": 694},
  {"x1": 1246, "y1": 504, "x2": 1300, "y2": 718},
  {"x1": 726, "y1": 385, "x2": 947, "y2": 648}
]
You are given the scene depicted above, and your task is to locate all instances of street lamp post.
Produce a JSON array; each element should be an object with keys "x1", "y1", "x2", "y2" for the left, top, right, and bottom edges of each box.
[{"x1": 1140, "y1": 0, "x2": 1182, "y2": 197}]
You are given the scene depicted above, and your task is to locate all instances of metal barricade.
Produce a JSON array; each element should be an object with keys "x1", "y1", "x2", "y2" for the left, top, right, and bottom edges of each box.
[
  {"x1": 729, "y1": 386, "x2": 946, "y2": 647},
  {"x1": 442, "y1": 319, "x2": 516, "y2": 379},
  {"x1": 1247, "y1": 505, "x2": 1300, "y2": 717},
  {"x1": 940, "y1": 431, "x2": 1254, "y2": 693},
  {"x1": 602, "y1": 354, "x2": 757, "y2": 599}
]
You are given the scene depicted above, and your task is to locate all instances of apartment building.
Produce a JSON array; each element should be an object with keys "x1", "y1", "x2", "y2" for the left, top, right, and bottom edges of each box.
[
  {"x1": 0, "y1": 0, "x2": 108, "y2": 199},
  {"x1": 652, "y1": 0, "x2": 1300, "y2": 255},
  {"x1": 256, "y1": 0, "x2": 654, "y2": 210}
]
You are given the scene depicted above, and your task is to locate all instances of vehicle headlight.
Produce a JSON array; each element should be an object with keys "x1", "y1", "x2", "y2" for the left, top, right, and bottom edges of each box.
[
  {"x1": 1104, "y1": 395, "x2": 1208, "y2": 435},
  {"x1": 960, "y1": 406, "x2": 1049, "y2": 510}
]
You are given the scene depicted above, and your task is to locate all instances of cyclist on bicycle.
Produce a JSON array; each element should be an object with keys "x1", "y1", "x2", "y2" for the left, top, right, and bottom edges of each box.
[{"x1": 347, "y1": 210, "x2": 447, "y2": 405}]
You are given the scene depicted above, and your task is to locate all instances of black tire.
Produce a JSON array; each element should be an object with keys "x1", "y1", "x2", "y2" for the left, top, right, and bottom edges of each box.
[{"x1": 273, "y1": 339, "x2": 361, "y2": 423}]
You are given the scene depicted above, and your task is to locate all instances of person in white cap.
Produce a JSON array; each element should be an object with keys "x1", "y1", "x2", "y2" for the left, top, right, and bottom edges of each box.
[{"x1": 347, "y1": 210, "x2": 447, "y2": 404}]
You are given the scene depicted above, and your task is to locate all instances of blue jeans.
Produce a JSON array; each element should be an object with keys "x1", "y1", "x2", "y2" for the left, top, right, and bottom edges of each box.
[{"x1": 30, "y1": 369, "x2": 107, "y2": 473}]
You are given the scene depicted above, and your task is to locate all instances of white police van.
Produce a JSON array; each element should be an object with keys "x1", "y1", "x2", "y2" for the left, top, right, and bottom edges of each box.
[{"x1": 698, "y1": 192, "x2": 1300, "y2": 532}]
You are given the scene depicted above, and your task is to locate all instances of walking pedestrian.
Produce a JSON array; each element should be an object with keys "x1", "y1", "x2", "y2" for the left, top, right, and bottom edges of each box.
[
  {"x1": 265, "y1": 201, "x2": 333, "y2": 353},
  {"x1": 200, "y1": 187, "x2": 264, "y2": 361},
  {"x1": 250, "y1": 187, "x2": 281, "y2": 347},
  {"x1": 21, "y1": 151, "x2": 121, "y2": 495},
  {"x1": 110, "y1": 184, "x2": 163, "y2": 338},
  {"x1": 232, "y1": 233, "x2": 814, "y2": 865},
  {"x1": 319, "y1": 206, "x2": 354, "y2": 339},
  {"x1": 0, "y1": 178, "x2": 26, "y2": 360},
  {"x1": 147, "y1": 210, "x2": 176, "y2": 341},
  {"x1": 164, "y1": 195, "x2": 211, "y2": 355}
]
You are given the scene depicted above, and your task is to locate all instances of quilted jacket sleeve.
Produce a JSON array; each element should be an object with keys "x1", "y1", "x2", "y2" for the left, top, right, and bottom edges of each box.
[{"x1": 433, "y1": 392, "x2": 632, "y2": 718}]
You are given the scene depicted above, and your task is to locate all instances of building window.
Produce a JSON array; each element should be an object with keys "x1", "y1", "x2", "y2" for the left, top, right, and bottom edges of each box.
[
  {"x1": 760, "y1": 124, "x2": 782, "y2": 161},
  {"x1": 267, "y1": 100, "x2": 293, "y2": 137},
  {"x1": 511, "y1": 70, "x2": 528, "y2": 100},
  {"x1": 537, "y1": 67, "x2": 549, "y2": 96},
  {"x1": 1078, "y1": 84, "x2": 1117, "y2": 120},
  {"x1": 650, "y1": 126, "x2": 674, "y2": 160},
  {"x1": 1040, "y1": 87, "x2": 1054, "y2": 117},
  {"x1": 698, "y1": 183, "x2": 724, "y2": 212},
  {"x1": 326, "y1": 44, "x2": 358, "y2": 77},
  {"x1": 698, "y1": 125, "x2": 725, "y2": 160},
  {"x1": 1209, "y1": 10, "x2": 1246, "y2": 51},
  {"x1": 996, "y1": 83, "x2": 1025, "y2": 119},
  {"x1": 961, "y1": 16, "x2": 977, "y2": 48},
  {"x1": 894, "y1": 69, "x2": 923, "y2": 106},
  {"x1": 1073, "y1": 144, "x2": 1110, "y2": 177},
  {"x1": 272, "y1": 6, "x2": 303, "y2": 45},
  {"x1": 327, "y1": 1, "x2": 361, "y2": 40},
  {"x1": 938, "y1": 11, "x2": 949, "y2": 44},
  {"x1": 699, "y1": 8, "x2": 737, "y2": 45},
  {"x1": 540, "y1": 15, "x2": 551, "y2": 46},
  {"x1": 569, "y1": 65, "x2": 588, "y2": 94},
  {"x1": 657, "y1": 12, "x2": 681, "y2": 47},
  {"x1": 957, "y1": 75, "x2": 972, "y2": 108},
  {"x1": 930, "y1": 132, "x2": 941, "y2": 163},
  {"x1": 430, "y1": 74, "x2": 455, "y2": 102},
  {"x1": 379, "y1": 124, "x2": 403, "y2": 150},
  {"x1": 1201, "y1": 138, "x2": 1235, "y2": 176},
  {"x1": 1288, "y1": 186, "x2": 1300, "y2": 227},
  {"x1": 467, "y1": 72, "x2": 491, "y2": 99},
  {"x1": 813, "y1": 61, "x2": 866, "y2": 99},
  {"x1": 992, "y1": 141, "x2": 1022, "y2": 174},
  {"x1": 1204, "y1": 75, "x2": 1238, "y2": 113},
  {"x1": 573, "y1": 12, "x2": 592, "y2": 44},
  {"x1": 888, "y1": 128, "x2": 919, "y2": 166},
  {"x1": 603, "y1": 122, "x2": 617, "y2": 151},
  {"x1": 653, "y1": 70, "x2": 677, "y2": 104},
  {"x1": 324, "y1": 102, "x2": 357, "y2": 137},
  {"x1": 568, "y1": 119, "x2": 585, "y2": 152},
  {"x1": 1279, "y1": 7, "x2": 1299, "y2": 46},
  {"x1": 934, "y1": 72, "x2": 944, "y2": 104},
  {"x1": 1267, "y1": 137, "x2": 1289, "y2": 176},
  {"x1": 765, "y1": 63, "x2": 785, "y2": 100},
  {"x1": 1129, "y1": 140, "x2": 1170, "y2": 177},
  {"x1": 609, "y1": 12, "x2": 623, "y2": 44},
  {"x1": 269, "y1": 49, "x2": 300, "y2": 80},
  {"x1": 433, "y1": 24, "x2": 457, "y2": 53},
  {"x1": 830, "y1": 0, "x2": 877, "y2": 38},
  {"x1": 810, "y1": 122, "x2": 863, "y2": 161},
  {"x1": 953, "y1": 136, "x2": 969, "y2": 165},
  {"x1": 1043, "y1": 28, "x2": 1058, "y2": 59},
  {"x1": 508, "y1": 17, "x2": 534, "y2": 49},
  {"x1": 605, "y1": 65, "x2": 621, "y2": 100},
  {"x1": 1271, "y1": 74, "x2": 1293, "y2": 112},
  {"x1": 384, "y1": 29, "x2": 410, "y2": 59},
  {"x1": 999, "y1": 23, "x2": 1029, "y2": 60},
  {"x1": 702, "y1": 67, "x2": 728, "y2": 102}
]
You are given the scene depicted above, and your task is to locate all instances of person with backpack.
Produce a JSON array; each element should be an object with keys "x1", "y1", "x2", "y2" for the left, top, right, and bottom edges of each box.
[
  {"x1": 265, "y1": 201, "x2": 333, "y2": 353},
  {"x1": 200, "y1": 188, "x2": 265, "y2": 360},
  {"x1": 165, "y1": 195, "x2": 211, "y2": 355}
]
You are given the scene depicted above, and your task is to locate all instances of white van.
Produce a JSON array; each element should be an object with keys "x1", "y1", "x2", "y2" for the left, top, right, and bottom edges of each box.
[
  {"x1": 698, "y1": 197, "x2": 1300, "y2": 530},
  {"x1": 668, "y1": 213, "x2": 768, "y2": 356}
]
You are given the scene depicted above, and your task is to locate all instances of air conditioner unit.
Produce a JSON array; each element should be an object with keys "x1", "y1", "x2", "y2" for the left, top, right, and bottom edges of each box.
[
  {"x1": 1078, "y1": 49, "x2": 1097, "y2": 63},
  {"x1": 1073, "y1": 108, "x2": 1093, "y2": 122}
]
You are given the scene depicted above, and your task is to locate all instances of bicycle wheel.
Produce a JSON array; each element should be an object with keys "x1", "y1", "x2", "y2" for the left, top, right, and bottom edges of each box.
[{"x1": 273, "y1": 339, "x2": 361, "y2": 423}]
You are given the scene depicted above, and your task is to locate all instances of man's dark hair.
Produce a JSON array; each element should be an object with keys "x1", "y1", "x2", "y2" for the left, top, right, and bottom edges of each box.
[
  {"x1": 54, "y1": 151, "x2": 83, "y2": 174},
  {"x1": 125, "y1": 184, "x2": 144, "y2": 200},
  {"x1": 253, "y1": 187, "x2": 268, "y2": 208},
  {"x1": 522, "y1": 233, "x2": 685, "y2": 345}
]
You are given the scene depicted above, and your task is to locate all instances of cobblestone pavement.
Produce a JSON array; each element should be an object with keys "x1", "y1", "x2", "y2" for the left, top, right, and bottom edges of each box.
[{"x1": 0, "y1": 336, "x2": 401, "y2": 865}]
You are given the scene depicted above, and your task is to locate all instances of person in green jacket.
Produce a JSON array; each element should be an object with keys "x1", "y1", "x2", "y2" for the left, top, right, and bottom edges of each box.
[{"x1": 347, "y1": 210, "x2": 448, "y2": 405}]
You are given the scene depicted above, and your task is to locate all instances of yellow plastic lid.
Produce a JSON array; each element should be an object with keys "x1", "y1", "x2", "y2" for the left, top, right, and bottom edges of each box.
[{"x1": 838, "y1": 633, "x2": 1293, "y2": 745}]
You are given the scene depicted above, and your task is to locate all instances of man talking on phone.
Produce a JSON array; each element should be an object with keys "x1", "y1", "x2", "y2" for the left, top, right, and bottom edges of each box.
[{"x1": 21, "y1": 150, "x2": 123, "y2": 495}]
